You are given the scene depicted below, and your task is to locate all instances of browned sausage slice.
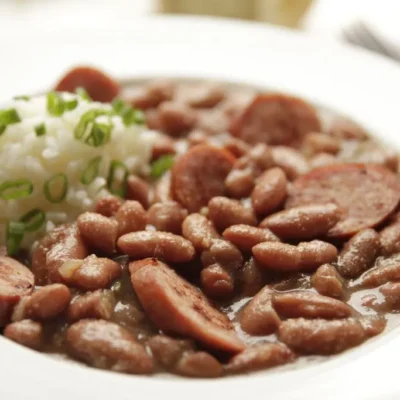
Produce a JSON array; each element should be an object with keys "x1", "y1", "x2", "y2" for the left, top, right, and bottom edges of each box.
[
  {"x1": 230, "y1": 93, "x2": 321, "y2": 146},
  {"x1": 0, "y1": 257, "x2": 34, "y2": 326},
  {"x1": 131, "y1": 261, "x2": 244, "y2": 353},
  {"x1": 55, "y1": 66, "x2": 120, "y2": 102},
  {"x1": 171, "y1": 144, "x2": 235, "y2": 212},
  {"x1": 286, "y1": 164, "x2": 400, "y2": 238}
]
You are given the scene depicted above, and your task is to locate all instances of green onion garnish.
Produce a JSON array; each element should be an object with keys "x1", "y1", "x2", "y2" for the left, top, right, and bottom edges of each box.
[
  {"x1": 150, "y1": 155, "x2": 174, "y2": 179},
  {"x1": 6, "y1": 221, "x2": 24, "y2": 256},
  {"x1": 107, "y1": 160, "x2": 129, "y2": 197},
  {"x1": 65, "y1": 99, "x2": 78, "y2": 111},
  {"x1": 74, "y1": 109, "x2": 112, "y2": 147},
  {"x1": 13, "y1": 95, "x2": 30, "y2": 101},
  {"x1": 0, "y1": 108, "x2": 21, "y2": 126},
  {"x1": 47, "y1": 92, "x2": 65, "y2": 116},
  {"x1": 35, "y1": 123, "x2": 46, "y2": 136},
  {"x1": 44, "y1": 173, "x2": 68, "y2": 203},
  {"x1": 0, "y1": 179, "x2": 33, "y2": 200},
  {"x1": 0, "y1": 125, "x2": 5, "y2": 136},
  {"x1": 20, "y1": 208, "x2": 45, "y2": 232},
  {"x1": 75, "y1": 87, "x2": 91, "y2": 101},
  {"x1": 111, "y1": 99, "x2": 126, "y2": 114},
  {"x1": 81, "y1": 156, "x2": 102, "y2": 185}
]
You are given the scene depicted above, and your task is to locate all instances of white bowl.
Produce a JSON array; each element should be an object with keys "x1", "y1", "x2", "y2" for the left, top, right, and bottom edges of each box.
[{"x1": 2, "y1": 15, "x2": 400, "y2": 400}]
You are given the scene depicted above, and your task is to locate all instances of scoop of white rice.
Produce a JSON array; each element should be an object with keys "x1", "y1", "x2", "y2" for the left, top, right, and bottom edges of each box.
[{"x1": 0, "y1": 93, "x2": 157, "y2": 248}]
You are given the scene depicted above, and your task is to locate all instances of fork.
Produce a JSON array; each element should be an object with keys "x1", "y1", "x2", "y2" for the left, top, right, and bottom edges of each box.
[{"x1": 341, "y1": 21, "x2": 400, "y2": 62}]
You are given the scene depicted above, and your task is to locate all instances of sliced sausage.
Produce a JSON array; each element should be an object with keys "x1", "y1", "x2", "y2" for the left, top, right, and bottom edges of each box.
[
  {"x1": 174, "y1": 352, "x2": 223, "y2": 378},
  {"x1": 359, "y1": 254, "x2": 400, "y2": 288},
  {"x1": 4, "y1": 319, "x2": 43, "y2": 350},
  {"x1": 77, "y1": 212, "x2": 118, "y2": 254},
  {"x1": 278, "y1": 318, "x2": 365, "y2": 355},
  {"x1": 171, "y1": 145, "x2": 235, "y2": 212},
  {"x1": 224, "y1": 343, "x2": 294, "y2": 375},
  {"x1": 66, "y1": 319, "x2": 153, "y2": 374},
  {"x1": 118, "y1": 231, "x2": 195, "y2": 263},
  {"x1": 55, "y1": 66, "x2": 120, "y2": 102},
  {"x1": 239, "y1": 286, "x2": 281, "y2": 335},
  {"x1": 59, "y1": 255, "x2": 121, "y2": 290},
  {"x1": 34, "y1": 224, "x2": 88, "y2": 285},
  {"x1": 131, "y1": 261, "x2": 244, "y2": 353},
  {"x1": 126, "y1": 175, "x2": 151, "y2": 209},
  {"x1": 251, "y1": 167, "x2": 287, "y2": 217},
  {"x1": 271, "y1": 146, "x2": 310, "y2": 180},
  {"x1": 208, "y1": 196, "x2": 256, "y2": 231},
  {"x1": 147, "y1": 201, "x2": 188, "y2": 234},
  {"x1": 25, "y1": 284, "x2": 71, "y2": 320},
  {"x1": 286, "y1": 164, "x2": 400, "y2": 238},
  {"x1": 0, "y1": 257, "x2": 34, "y2": 326},
  {"x1": 182, "y1": 213, "x2": 220, "y2": 251},
  {"x1": 260, "y1": 203, "x2": 341, "y2": 240},
  {"x1": 223, "y1": 225, "x2": 280, "y2": 252},
  {"x1": 337, "y1": 229, "x2": 380, "y2": 278},
  {"x1": 230, "y1": 93, "x2": 321, "y2": 147},
  {"x1": 272, "y1": 291, "x2": 353, "y2": 319},
  {"x1": 67, "y1": 290, "x2": 115, "y2": 322},
  {"x1": 311, "y1": 264, "x2": 344, "y2": 298},
  {"x1": 115, "y1": 200, "x2": 147, "y2": 237}
]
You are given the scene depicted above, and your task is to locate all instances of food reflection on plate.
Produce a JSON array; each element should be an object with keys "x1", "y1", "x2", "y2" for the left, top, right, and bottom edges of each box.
[{"x1": 0, "y1": 66, "x2": 399, "y2": 378}]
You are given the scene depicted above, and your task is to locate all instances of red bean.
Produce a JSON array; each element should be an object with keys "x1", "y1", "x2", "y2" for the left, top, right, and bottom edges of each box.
[
  {"x1": 55, "y1": 66, "x2": 120, "y2": 102},
  {"x1": 182, "y1": 213, "x2": 220, "y2": 251},
  {"x1": 151, "y1": 134, "x2": 176, "y2": 161},
  {"x1": 271, "y1": 146, "x2": 309, "y2": 180},
  {"x1": 379, "y1": 216, "x2": 400, "y2": 257},
  {"x1": 179, "y1": 83, "x2": 225, "y2": 108},
  {"x1": 251, "y1": 167, "x2": 287, "y2": 217},
  {"x1": 358, "y1": 315, "x2": 387, "y2": 337},
  {"x1": 171, "y1": 145, "x2": 235, "y2": 212},
  {"x1": 272, "y1": 291, "x2": 353, "y2": 319},
  {"x1": 238, "y1": 258, "x2": 265, "y2": 297},
  {"x1": 4, "y1": 319, "x2": 43, "y2": 350},
  {"x1": 302, "y1": 132, "x2": 341, "y2": 156},
  {"x1": 126, "y1": 176, "x2": 151, "y2": 209},
  {"x1": 260, "y1": 203, "x2": 341, "y2": 240},
  {"x1": 225, "y1": 167, "x2": 255, "y2": 198},
  {"x1": 200, "y1": 264, "x2": 234, "y2": 298},
  {"x1": 94, "y1": 196, "x2": 123, "y2": 217},
  {"x1": 66, "y1": 319, "x2": 153, "y2": 374},
  {"x1": 131, "y1": 261, "x2": 244, "y2": 353},
  {"x1": 25, "y1": 284, "x2": 71, "y2": 320},
  {"x1": 337, "y1": 229, "x2": 380, "y2": 278},
  {"x1": 126, "y1": 79, "x2": 174, "y2": 109},
  {"x1": 359, "y1": 254, "x2": 400, "y2": 288},
  {"x1": 223, "y1": 224, "x2": 280, "y2": 252},
  {"x1": 311, "y1": 264, "x2": 344, "y2": 298},
  {"x1": 174, "y1": 352, "x2": 223, "y2": 378},
  {"x1": 208, "y1": 196, "x2": 256, "y2": 231},
  {"x1": 147, "y1": 201, "x2": 188, "y2": 234},
  {"x1": 118, "y1": 231, "x2": 195, "y2": 263},
  {"x1": 286, "y1": 164, "x2": 400, "y2": 238},
  {"x1": 278, "y1": 318, "x2": 365, "y2": 355},
  {"x1": 328, "y1": 118, "x2": 368, "y2": 141},
  {"x1": 67, "y1": 290, "x2": 115, "y2": 322},
  {"x1": 224, "y1": 343, "x2": 294, "y2": 374},
  {"x1": 115, "y1": 201, "x2": 147, "y2": 237},
  {"x1": 158, "y1": 101, "x2": 197, "y2": 136},
  {"x1": 230, "y1": 93, "x2": 321, "y2": 146},
  {"x1": 77, "y1": 212, "x2": 118, "y2": 254},
  {"x1": 298, "y1": 240, "x2": 338, "y2": 270},
  {"x1": 239, "y1": 286, "x2": 281, "y2": 335}
]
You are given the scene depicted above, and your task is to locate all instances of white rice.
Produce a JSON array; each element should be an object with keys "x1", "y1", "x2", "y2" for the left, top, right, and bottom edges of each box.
[{"x1": 0, "y1": 93, "x2": 157, "y2": 247}]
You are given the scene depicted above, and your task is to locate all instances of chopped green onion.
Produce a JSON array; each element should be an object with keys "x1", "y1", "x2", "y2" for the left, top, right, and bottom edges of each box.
[
  {"x1": 13, "y1": 95, "x2": 30, "y2": 101},
  {"x1": 0, "y1": 108, "x2": 21, "y2": 126},
  {"x1": 0, "y1": 179, "x2": 33, "y2": 200},
  {"x1": 81, "y1": 156, "x2": 102, "y2": 185},
  {"x1": 75, "y1": 87, "x2": 91, "y2": 101},
  {"x1": 111, "y1": 99, "x2": 126, "y2": 114},
  {"x1": 35, "y1": 123, "x2": 46, "y2": 136},
  {"x1": 6, "y1": 221, "x2": 24, "y2": 256},
  {"x1": 47, "y1": 92, "x2": 65, "y2": 116},
  {"x1": 0, "y1": 125, "x2": 5, "y2": 136},
  {"x1": 44, "y1": 173, "x2": 68, "y2": 203},
  {"x1": 65, "y1": 98, "x2": 78, "y2": 111},
  {"x1": 20, "y1": 209, "x2": 45, "y2": 232},
  {"x1": 151, "y1": 155, "x2": 174, "y2": 179},
  {"x1": 107, "y1": 160, "x2": 129, "y2": 197},
  {"x1": 74, "y1": 109, "x2": 112, "y2": 147},
  {"x1": 120, "y1": 107, "x2": 146, "y2": 127}
]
